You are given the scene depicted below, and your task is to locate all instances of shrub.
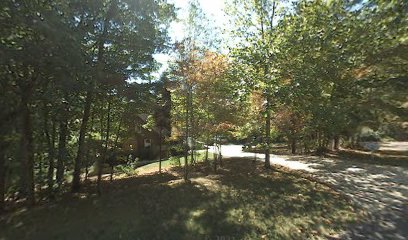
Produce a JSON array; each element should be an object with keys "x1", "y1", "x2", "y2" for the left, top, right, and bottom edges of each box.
[{"x1": 359, "y1": 132, "x2": 381, "y2": 142}]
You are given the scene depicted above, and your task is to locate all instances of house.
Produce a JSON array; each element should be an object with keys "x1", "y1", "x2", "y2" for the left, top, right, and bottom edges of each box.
[{"x1": 122, "y1": 114, "x2": 170, "y2": 161}]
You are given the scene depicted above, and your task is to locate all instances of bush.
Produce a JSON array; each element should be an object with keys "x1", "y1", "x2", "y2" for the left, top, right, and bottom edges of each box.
[
  {"x1": 169, "y1": 156, "x2": 182, "y2": 167},
  {"x1": 359, "y1": 132, "x2": 381, "y2": 142},
  {"x1": 115, "y1": 164, "x2": 137, "y2": 176},
  {"x1": 169, "y1": 143, "x2": 184, "y2": 157}
]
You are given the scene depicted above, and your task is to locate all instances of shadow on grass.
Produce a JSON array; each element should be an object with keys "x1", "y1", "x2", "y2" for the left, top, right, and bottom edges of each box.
[
  {"x1": 333, "y1": 149, "x2": 408, "y2": 168},
  {"x1": 0, "y1": 159, "x2": 357, "y2": 240},
  {"x1": 271, "y1": 154, "x2": 408, "y2": 239}
]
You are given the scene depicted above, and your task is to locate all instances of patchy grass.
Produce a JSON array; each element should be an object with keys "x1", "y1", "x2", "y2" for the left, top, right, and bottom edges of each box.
[
  {"x1": 245, "y1": 143, "x2": 408, "y2": 167},
  {"x1": 0, "y1": 158, "x2": 359, "y2": 240},
  {"x1": 137, "y1": 151, "x2": 214, "y2": 174},
  {"x1": 334, "y1": 149, "x2": 408, "y2": 167}
]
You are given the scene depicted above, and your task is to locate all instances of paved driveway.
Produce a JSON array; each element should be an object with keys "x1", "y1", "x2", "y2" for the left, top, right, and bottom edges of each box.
[{"x1": 210, "y1": 145, "x2": 408, "y2": 240}]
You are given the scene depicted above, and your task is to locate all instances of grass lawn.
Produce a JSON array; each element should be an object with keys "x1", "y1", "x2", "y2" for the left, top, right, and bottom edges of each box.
[
  {"x1": 0, "y1": 158, "x2": 359, "y2": 240},
  {"x1": 136, "y1": 151, "x2": 214, "y2": 174}
]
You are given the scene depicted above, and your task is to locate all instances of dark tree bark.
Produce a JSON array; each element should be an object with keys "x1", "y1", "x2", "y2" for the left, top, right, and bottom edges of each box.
[
  {"x1": 213, "y1": 144, "x2": 217, "y2": 172},
  {"x1": 218, "y1": 144, "x2": 223, "y2": 167},
  {"x1": 74, "y1": 1, "x2": 113, "y2": 192},
  {"x1": 291, "y1": 138, "x2": 296, "y2": 154},
  {"x1": 184, "y1": 86, "x2": 189, "y2": 181},
  {"x1": 43, "y1": 109, "x2": 56, "y2": 196},
  {"x1": 259, "y1": 0, "x2": 276, "y2": 170},
  {"x1": 190, "y1": 91, "x2": 195, "y2": 165},
  {"x1": 264, "y1": 105, "x2": 271, "y2": 168},
  {"x1": 20, "y1": 86, "x2": 35, "y2": 205},
  {"x1": 85, "y1": 112, "x2": 95, "y2": 182},
  {"x1": 72, "y1": 91, "x2": 92, "y2": 192},
  {"x1": 159, "y1": 127, "x2": 162, "y2": 174},
  {"x1": 109, "y1": 108, "x2": 123, "y2": 181},
  {"x1": 85, "y1": 149, "x2": 91, "y2": 181},
  {"x1": 56, "y1": 118, "x2": 67, "y2": 188},
  {"x1": 0, "y1": 144, "x2": 7, "y2": 212},
  {"x1": 334, "y1": 135, "x2": 340, "y2": 150},
  {"x1": 98, "y1": 99, "x2": 111, "y2": 194}
]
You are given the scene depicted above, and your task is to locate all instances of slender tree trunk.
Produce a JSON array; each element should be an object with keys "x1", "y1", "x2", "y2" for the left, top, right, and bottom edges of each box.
[
  {"x1": 0, "y1": 145, "x2": 6, "y2": 212},
  {"x1": 334, "y1": 135, "x2": 340, "y2": 150},
  {"x1": 205, "y1": 145, "x2": 209, "y2": 162},
  {"x1": 189, "y1": 86, "x2": 195, "y2": 165},
  {"x1": 291, "y1": 138, "x2": 296, "y2": 154},
  {"x1": 159, "y1": 127, "x2": 162, "y2": 174},
  {"x1": 85, "y1": 150, "x2": 90, "y2": 181},
  {"x1": 109, "y1": 109, "x2": 123, "y2": 180},
  {"x1": 204, "y1": 112, "x2": 210, "y2": 165},
  {"x1": 218, "y1": 144, "x2": 223, "y2": 167},
  {"x1": 213, "y1": 141, "x2": 217, "y2": 172},
  {"x1": 76, "y1": 0, "x2": 112, "y2": 192},
  {"x1": 264, "y1": 105, "x2": 271, "y2": 168},
  {"x1": 184, "y1": 87, "x2": 189, "y2": 181},
  {"x1": 85, "y1": 112, "x2": 95, "y2": 182},
  {"x1": 99, "y1": 99, "x2": 111, "y2": 193},
  {"x1": 113, "y1": 110, "x2": 124, "y2": 149},
  {"x1": 20, "y1": 89, "x2": 35, "y2": 205},
  {"x1": 259, "y1": 0, "x2": 275, "y2": 170},
  {"x1": 44, "y1": 109, "x2": 56, "y2": 196},
  {"x1": 56, "y1": 118, "x2": 67, "y2": 188},
  {"x1": 72, "y1": 91, "x2": 92, "y2": 192}
]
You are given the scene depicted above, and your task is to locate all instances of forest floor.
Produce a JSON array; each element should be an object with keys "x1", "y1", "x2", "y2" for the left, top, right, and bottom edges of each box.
[
  {"x1": 216, "y1": 144, "x2": 408, "y2": 240},
  {"x1": 0, "y1": 158, "x2": 358, "y2": 240}
]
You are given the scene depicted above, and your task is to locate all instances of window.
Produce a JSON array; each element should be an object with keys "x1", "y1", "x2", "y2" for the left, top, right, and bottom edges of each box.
[{"x1": 144, "y1": 139, "x2": 151, "y2": 148}]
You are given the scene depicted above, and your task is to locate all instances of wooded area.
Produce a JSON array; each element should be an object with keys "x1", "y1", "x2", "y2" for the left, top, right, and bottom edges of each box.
[{"x1": 0, "y1": 0, "x2": 407, "y2": 238}]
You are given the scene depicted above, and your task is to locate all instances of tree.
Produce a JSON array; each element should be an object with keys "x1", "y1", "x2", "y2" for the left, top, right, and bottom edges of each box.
[
  {"x1": 226, "y1": 0, "x2": 282, "y2": 168},
  {"x1": 68, "y1": 0, "x2": 175, "y2": 192}
]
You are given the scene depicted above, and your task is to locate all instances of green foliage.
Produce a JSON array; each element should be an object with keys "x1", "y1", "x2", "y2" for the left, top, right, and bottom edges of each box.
[
  {"x1": 114, "y1": 164, "x2": 137, "y2": 177},
  {"x1": 0, "y1": 0, "x2": 175, "y2": 205},
  {"x1": 228, "y1": 0, "x2": 408, "y2": 150}
]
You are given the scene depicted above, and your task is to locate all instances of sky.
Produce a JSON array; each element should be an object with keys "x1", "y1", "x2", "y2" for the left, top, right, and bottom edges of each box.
[{"x1": 152, "y1": 0, "x2": 228, "y2": 79}]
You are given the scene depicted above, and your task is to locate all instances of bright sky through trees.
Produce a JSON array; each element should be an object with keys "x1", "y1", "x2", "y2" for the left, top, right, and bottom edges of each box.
[{"x1": 153, "y1": 0, "x2": 228, "y2": 79}]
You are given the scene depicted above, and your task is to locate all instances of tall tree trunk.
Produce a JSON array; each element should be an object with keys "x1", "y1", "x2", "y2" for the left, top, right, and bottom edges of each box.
[
  {"x1": 56, "y1": 118, "x2": 67, "y2": 188},
  {"x1": 75, "y1": 0, "x2": 112, "y2": 192},
  {"x1": 99, "y1": 99, "x2": 111, "y2": 194},
  {"x1": 334, "y1": 135, "x2": 340, "y2": 150},
  {"x1": 204, "y1": 112, "x2": 210, "y2": 165},
  {"x1": 213, "y1": 140, "x2": 217, "y2": 172},
  {"x1": 72, "y1": 91, "x2": 92, "y2": 192},
  {"x1": 110, "y1": 108, "x2": 123, "y2": 180},
  {"x1": 20, "y1": 89, "x2": 35, "y2": 205},
  {"x1": 205, "y1": 145, "x2": 209, "y2": 163},
  {"x1": 113, "y1": 110, "x2": 124, "y2": 149},
  {"x1": 184, "y1": 87, "x2": 189, "y2": 181},
  {"x1": 190, "y1": 90, "x2": 195, "y2": 165},
  {"x1": 218, "y1": 144, "x2": 223, "y2": 167},
  {"x1": 85, "y1": 149, "x2": 90, "y2": 181},
  {"x1": 43, "y1": 109, "x2": 56, "y2": 196},
  {"x1": 85, "y1": 112, "x2": 95, "y2": 182},
  {"x1": 264, "y1": 105, "x2": 271, "y2": 168},
  {"x1": 259, "y1": 0, "x2": 275, "y2": 170},
  {"x1": 0, "y1": 109, "x2": 18, "y2": 211},
  {"x1": 204, "y1": 132, "x2": 210, "y2": 164},
  {"x1": 291, "y1": 138, "x2": 296, "y2": 154},
  {"x1": 0, "y1": 144, "x2": 6, "y2": 212},
  {"x1": 159, "y1": 127, "x2": 162, "y2": 174}
]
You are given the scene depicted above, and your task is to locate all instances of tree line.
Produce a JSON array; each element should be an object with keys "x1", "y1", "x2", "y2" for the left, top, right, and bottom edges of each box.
[
  {"x1": 0, "y1": 0, "x2": 175, "y2": 210},
  {"x1": 226, "y1": 0, "x2": 407, "y2": 167},
  {"x1": 0, "y1": 0, "x2": 406, "y2": 211}
]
